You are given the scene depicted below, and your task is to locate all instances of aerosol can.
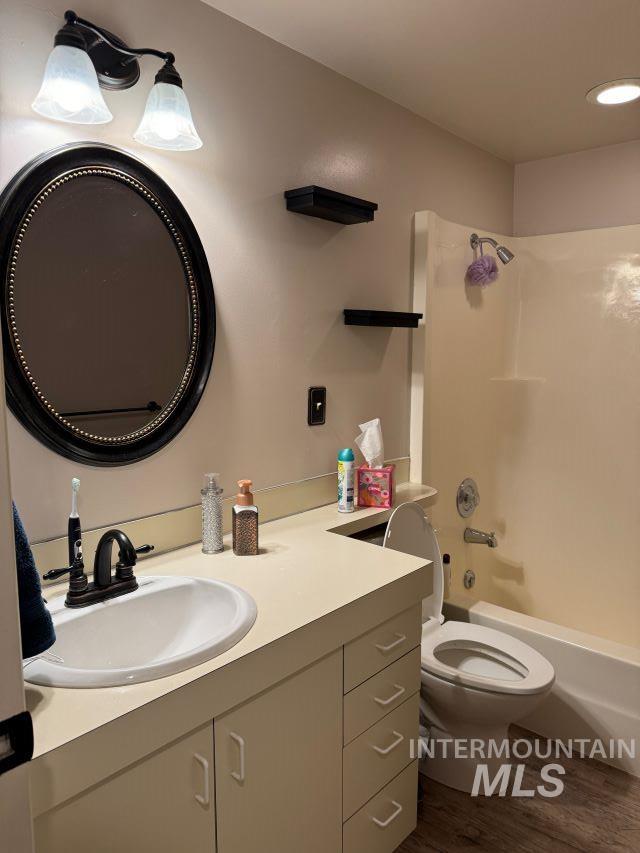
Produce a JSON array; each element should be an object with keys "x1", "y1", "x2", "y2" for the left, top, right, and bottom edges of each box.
[{"x1": 337, "y1": 448, "x2": 355, "y2": 513}]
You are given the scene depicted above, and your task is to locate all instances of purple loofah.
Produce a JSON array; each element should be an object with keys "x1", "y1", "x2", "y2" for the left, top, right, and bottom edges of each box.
[{"x1": 466, "y1": 254, "x2": 499, "y2": 286}]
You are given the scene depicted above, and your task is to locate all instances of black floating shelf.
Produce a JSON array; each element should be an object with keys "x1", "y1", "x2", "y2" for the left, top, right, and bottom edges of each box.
[
  {"x1": 344, "y1": 309, "x2": 423, "y2": 328},
  {"x1": 284, "y1": 185, "x2": 378, "y2": 224}
]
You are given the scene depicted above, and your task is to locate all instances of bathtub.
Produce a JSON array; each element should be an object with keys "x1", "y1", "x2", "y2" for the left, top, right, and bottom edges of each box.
[{"x1": 445, "y1": 595, "x2": 640, "y2": 777}]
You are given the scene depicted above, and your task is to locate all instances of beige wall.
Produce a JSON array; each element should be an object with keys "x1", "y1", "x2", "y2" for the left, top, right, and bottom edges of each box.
[
  {"x1": 417, "y1": 213, "x2": 640, "y2": 649},
  {"x1": 514, "y1": 140, "x2": 640, "y2": 236},
  {"x1": 0, "y1": 0, "x2": 513, "y2": 541}
]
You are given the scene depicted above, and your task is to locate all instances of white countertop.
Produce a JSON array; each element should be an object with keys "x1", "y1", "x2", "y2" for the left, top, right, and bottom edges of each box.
[{"x1": 27, "y1": 483, "x2": 435, "y2": 815}]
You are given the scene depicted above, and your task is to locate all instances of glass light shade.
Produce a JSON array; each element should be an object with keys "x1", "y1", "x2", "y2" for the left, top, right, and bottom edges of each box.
[
  {"x1": 32, "y1": 45, "x2": 113, "y2": 124},
  {"x1": 134, "y1": 82, "x2": 203, "y2": 151}
]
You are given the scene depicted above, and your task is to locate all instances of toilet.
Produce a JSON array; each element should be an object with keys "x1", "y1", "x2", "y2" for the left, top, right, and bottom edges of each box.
[{"x1": 383, "y1": 502, "x2": 555, "y2": 793}]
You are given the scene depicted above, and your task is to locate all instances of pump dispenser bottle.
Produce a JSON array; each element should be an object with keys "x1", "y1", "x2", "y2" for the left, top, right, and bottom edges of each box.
[
  {"x1": 232, "y1": 480, "x2": 259, "y2": 556},
  {"x1": 201, "y1": 473, "x2": 224, "y2": 554}
]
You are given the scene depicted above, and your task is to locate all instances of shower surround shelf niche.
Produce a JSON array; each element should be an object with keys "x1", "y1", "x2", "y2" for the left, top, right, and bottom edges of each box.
[
  {"x1": 284, "y1": 185, "x2": 378, "y2": 224},
  {"x1": 344, "y1": 309, "x2": 423, "y2": 328}
]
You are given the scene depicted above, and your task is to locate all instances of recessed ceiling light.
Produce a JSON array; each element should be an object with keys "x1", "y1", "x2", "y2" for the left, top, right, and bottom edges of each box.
[{"x1": 586, "y1": 78, "x2": 640, "y2": 105}]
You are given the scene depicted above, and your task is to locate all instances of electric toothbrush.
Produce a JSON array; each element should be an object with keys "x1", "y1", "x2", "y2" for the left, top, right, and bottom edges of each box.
[{"x1": 68, "y1": 477, "x2": 81, "y2": 566}]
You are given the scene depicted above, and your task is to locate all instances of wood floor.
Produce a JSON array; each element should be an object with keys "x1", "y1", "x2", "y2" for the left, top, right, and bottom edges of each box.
[{"x1": 398, "y1": 727, "x2": 640, "y2": 853}]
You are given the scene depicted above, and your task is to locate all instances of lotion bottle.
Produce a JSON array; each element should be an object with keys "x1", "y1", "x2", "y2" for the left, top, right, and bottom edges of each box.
[{"x1": 232, "y1": 480, "x2": 259, "y2": 556}]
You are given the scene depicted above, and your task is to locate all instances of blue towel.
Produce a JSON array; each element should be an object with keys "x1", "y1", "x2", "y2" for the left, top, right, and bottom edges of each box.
[{"x1": 13, "y1": 502, "x2": 56, "y2": 658}]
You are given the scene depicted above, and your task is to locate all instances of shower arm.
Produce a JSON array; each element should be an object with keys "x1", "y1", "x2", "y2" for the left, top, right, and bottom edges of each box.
[{"x1": 470, "y1": 233, "x2": 498, "y2": 252}]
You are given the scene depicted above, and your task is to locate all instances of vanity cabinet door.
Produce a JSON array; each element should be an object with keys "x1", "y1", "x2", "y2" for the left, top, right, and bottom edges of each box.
[
  {"x1": 34, "y1": 723, "x2": 215, "y2": 853},
  {"x1": 215, "y1": 650, "x2": 342, "y2": 853}
]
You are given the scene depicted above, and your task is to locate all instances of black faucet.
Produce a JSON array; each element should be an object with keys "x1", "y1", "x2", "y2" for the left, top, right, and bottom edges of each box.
[
  {"x1": 94, "y1": 529, "x2": 138, "y2": 589},
  {"x1": 43, "y1": 531, "x2": 154, "y2": 608}
]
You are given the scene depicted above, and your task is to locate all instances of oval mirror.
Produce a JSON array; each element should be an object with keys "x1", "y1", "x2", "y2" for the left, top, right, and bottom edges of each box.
[{"x1": 0, "y1": 144, "x2": 215, "y2": 465}]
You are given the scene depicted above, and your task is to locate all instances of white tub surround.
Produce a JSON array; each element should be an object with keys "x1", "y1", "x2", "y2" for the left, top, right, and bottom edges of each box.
[{"x1": 411, "y1": 213, "x2": 640, "y2": 650}]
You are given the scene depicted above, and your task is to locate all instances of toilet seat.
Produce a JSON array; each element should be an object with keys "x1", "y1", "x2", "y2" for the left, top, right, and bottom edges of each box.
[
  {"x1": 421, "y1": 620, "x2": 555, "y2": 695},
  {"x1": 383, "y1": 502, "x2": 555, "y2": 697}
]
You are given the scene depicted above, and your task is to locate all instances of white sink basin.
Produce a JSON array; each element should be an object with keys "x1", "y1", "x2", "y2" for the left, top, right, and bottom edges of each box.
[{"x1": 24, "y1": 576, "x2": 257, "y2": 688}]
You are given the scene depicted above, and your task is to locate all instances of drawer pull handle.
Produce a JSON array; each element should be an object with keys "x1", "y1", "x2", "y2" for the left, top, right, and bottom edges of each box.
[
  {"x1": 372, "y1": 800, "x2": 403, "y2": 828},
  {"x1": 229, "y1": 731, "x2": 246, "y2": 783},
  {"x1": 375, "y1": 633, "x2": 407, "y2": 654},
  {"x1": 374, "y1": 684, "x2": 406, "y2": 706},
  {"x1": 372, "y1": 730, "x2": 404, "y2": 756},
  {"x1": 193, "y1": 753, "x2": 210, "y2": 807}
]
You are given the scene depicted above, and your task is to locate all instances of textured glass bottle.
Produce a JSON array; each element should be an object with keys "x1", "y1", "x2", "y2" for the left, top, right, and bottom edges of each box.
[{"x1": 201, "y1": 473, "x2": 224, "y2": 554}]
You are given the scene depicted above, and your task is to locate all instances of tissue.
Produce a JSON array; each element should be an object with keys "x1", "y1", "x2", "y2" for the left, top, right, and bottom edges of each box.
[
  {"x1": 355, "y1": 418, "x2": 385, "y2": 468},
  {"x1": 355, "y1": 418, "x2": 395, "y2": 508}
]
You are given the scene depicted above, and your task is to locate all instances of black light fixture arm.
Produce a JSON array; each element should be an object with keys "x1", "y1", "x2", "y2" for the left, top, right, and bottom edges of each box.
[
  {"x1": 61, "y1": 9, "x2": 182, "y2": 88},
  {"x1": 64, "y1": 9, "x2": 175, "y2": 65}
]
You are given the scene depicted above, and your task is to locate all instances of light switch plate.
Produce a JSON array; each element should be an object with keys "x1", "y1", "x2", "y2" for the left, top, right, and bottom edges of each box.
[{"x1": 308, "y1": 387, "x2": 326, "y2": 425}]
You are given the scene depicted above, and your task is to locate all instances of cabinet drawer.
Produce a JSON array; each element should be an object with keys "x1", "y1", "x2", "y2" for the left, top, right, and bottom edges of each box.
[
  {"x1": 343, "y1": 694, "x2": 418, "y2": 820},
  {"x1": 344, "y1": 647, "x2": 421, "y2": 744},
  {"x1": 344, "y1": 606, "x2": 421, "y2": 693},
  {"x1": 343, "y1": 761, "x2": 418, "y2": 853}
]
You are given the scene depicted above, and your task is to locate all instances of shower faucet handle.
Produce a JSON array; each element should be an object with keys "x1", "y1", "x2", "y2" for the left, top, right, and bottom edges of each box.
[{"x1": 457, "y1": 478, "x2": 480, "y2": 518}]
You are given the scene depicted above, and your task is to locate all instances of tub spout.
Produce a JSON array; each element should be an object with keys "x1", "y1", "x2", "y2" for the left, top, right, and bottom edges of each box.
[{"x1": 464, "y1": 527, "x2": 498, "y2": 548}]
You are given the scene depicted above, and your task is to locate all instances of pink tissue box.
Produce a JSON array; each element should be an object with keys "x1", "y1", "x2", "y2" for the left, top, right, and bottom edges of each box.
[{"x1": 357, "y1": 464, "x2": 395, "y2": 508}]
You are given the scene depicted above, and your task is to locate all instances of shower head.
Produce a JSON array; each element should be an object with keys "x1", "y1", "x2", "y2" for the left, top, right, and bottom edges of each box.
[
  {"x1": 496, "y1": 245, "x2": 515, "y2": 264},
  {"x1": 470, "y1": 233, "x2": 515, "y2": 265}
]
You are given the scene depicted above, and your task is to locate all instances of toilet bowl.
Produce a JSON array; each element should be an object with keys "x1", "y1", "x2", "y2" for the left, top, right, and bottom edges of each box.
[{"x1": 383, "y1": 502, "x2": 555, "y2": 793}]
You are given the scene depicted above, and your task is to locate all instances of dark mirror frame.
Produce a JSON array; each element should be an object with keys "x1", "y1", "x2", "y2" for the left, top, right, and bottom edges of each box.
[{"x1": 0, "y1": 143, "x2": 215, "y2": 466}]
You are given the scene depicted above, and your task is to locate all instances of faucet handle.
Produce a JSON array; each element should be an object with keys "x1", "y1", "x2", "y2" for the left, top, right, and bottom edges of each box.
[
  {"x1": 114, "y1": 543, "x2": 153, "y2": 582},
  {"x1": 112, "y1": 542, "x2": 152, "y2": 580},
  {"x1": 45, "y1": 554, "x2": 89, "y2": 607},
  {"x1": 43, "y1": 552, "x2": 87, "y2": 582},
  {"x1": 43, "y1": 565, "x2": 72, "y2": 581}
]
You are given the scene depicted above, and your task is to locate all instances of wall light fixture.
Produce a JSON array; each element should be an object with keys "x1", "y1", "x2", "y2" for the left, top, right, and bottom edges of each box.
[{"x1": 32, "y1": 10, "x2": 202, "y2": 151}]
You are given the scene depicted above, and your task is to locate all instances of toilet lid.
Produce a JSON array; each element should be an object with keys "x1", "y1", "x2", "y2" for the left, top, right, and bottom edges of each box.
[{"x1": 383, "y1": 502, "x2": 444, "y2": 625}]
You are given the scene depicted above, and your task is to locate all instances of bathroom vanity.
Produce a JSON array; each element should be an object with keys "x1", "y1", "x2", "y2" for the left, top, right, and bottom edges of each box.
[{"x1": 28, "y1": 484, "x2": 435, "y2": 853}]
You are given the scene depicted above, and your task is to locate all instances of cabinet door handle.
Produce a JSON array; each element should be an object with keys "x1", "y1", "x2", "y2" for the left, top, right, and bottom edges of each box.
[
  {"x1": 371, "y1": 800, "x2": 403, "y2": 828},
  {"x1": 373, "y1": 684, "x2": 406, "y2": 706},
  {"x1": 193, "y1": 753, "x2": 210, "y2": 807},
  {"x1": 372, "y1": 730, "x2": 404, "y2": 756},
  {"x1": 375, "y1": 633, "x2": 406, "y2": 654},
  {"x1": 229, "y1": 731, "x2": 246, "y2": 783}
]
